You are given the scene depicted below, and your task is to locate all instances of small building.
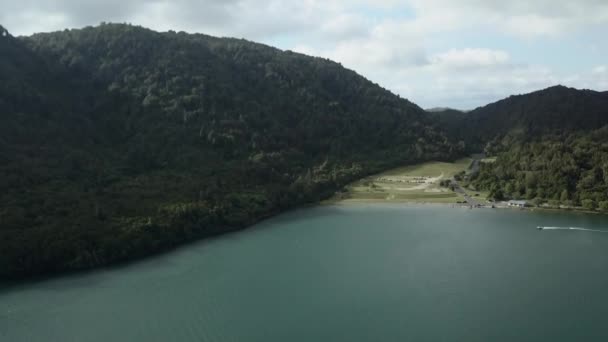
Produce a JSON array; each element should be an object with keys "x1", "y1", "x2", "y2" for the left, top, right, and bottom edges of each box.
[{"x1": 508, "y1": 200, "x2": 527, "y2": 208}]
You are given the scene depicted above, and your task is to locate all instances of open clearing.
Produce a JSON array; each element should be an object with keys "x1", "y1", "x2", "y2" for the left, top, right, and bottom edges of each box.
[{"x1": 332, "y1": 158, "x2": 473, "y2": 204}]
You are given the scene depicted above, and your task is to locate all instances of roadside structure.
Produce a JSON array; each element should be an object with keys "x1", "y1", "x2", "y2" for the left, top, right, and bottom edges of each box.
[{"x1": 508, "y1": 200, "x2": 527, "y2": 208}]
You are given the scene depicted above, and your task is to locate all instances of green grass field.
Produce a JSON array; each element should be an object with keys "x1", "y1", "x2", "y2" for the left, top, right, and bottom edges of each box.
[
  {"x1": 332, "y1": 158, "x2": 472, "y2": 204},
  {"x1": 380, "y1": 158, "x2": 472, "y2": 177}
]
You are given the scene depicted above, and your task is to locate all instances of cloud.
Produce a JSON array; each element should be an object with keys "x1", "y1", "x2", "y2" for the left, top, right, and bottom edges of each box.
[
  {"x1": 402, "y1": 62, "x2": 608, "y2": 110},
  {"x1": 293, "y1": 17, "x2": 430, "y2": 74},
  {"x1": 429, "y1": 48, "x2": 511, "y2": 70},
  {"x1": 549, "y1": 65, "x2": 608, "y2": 91},
  {"x1": 319, "y1": 13, "x2": 370, "y2": 40},
  {"x1": 407, "y1": 0, "x2": 608, "y2": 37},
  {"x1": 423, "y1": 64, "x2": 559, "y2": 109},
  {"x1": 1, "y1": 0, "x2": 607, "y2": 108},
  {"x1": 1, "y1": 0, "x2": 317, "y2": 37},
  {"x1": 593, "y1": 65, "x2": 607, "y2": 74},
  {"x1": 386, "y1": 56, "x2": 560, "y2": 109},
  {"x1": 8, "y1": 0, "x2": 606, "y2": 37}
]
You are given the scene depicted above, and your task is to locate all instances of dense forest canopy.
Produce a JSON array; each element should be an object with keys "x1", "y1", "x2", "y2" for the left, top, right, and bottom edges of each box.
[
  {"x1": 468, "y1": 128, "x2": 608, "y2": 209},
  {"x1": 0, "y1": 23, "x2": 461, "y2": 279},
  {"x1": 448, "y1": 86, "x2": 608, "y2": 207},
  {"x1": 443, "y1": 86, "x2": 608, "y2": 151},
  {"x1": 2, "y1": 22, "x2": 606, "y2": 280}
]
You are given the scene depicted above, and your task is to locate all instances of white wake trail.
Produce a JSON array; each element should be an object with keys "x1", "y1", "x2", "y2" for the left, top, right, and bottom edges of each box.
[{"x1": 537, "y1": 226, "x2": 608, "y2": 233}]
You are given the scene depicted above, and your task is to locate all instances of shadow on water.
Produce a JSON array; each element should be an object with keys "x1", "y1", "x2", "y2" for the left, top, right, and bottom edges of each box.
[
  {"x1": 0, "y1": 250, "x2": 179, "y2": 295},
  {"x1": 0, "y1": 206, "x2": 540, "y2": 291},
  {"x1": 3, "y1": 204, "x2": 607, "y2": 294},
  {"x1": 0, "y1": 204, "x2": 353, "y2": 293}
]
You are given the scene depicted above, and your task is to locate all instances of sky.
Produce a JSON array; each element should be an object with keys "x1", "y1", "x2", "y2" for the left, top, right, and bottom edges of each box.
[{"x1": 2, "y1": 0, "x2": 607, "y2": 109}]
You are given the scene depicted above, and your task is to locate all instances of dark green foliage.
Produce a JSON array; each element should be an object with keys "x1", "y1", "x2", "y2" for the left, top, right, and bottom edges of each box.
[
  {"x1": 0, "y1": 24, "x2": 461, "y2": 279},
  {"x1": 470, "y1": 129, "x2": 608, "y2": 209},
  {"x1": 454, "y1": 171, "x2": 465, "y2": 181},
  {"x1": 439, "y1": 179, "x2": 451, "y2": 187},
  {"x1": 441, "y1": 85, "x2": 608, "y2": 210},
  {"x1": 429, "y1": 109, "x2": 469, "y2": 152},
  {"x1": 444, "y1": 86, "x2": 608, "y2": 152}
]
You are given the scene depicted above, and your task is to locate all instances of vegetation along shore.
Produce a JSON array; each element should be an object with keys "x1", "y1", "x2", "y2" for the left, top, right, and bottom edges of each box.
[{"x1": 1, "y1": 23, "x2": 607, "y2": 279}]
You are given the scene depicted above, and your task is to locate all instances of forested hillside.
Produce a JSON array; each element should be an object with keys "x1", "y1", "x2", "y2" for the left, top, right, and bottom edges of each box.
[
  {"x1": 458, "y1": 87, "x2": 608, "y2": 207},
  {"x1": 469, "y1": 129, "x2": 608, "y2": 208},
  {"x1": 450, "y1": 86, "x2": 608, "y2": 151},
  {"x1": 428, "y1": 108, "x2": 469, "y2": 150},
  {"x1": 0, "y1": 24, "x2": 461, "y2": 278}
]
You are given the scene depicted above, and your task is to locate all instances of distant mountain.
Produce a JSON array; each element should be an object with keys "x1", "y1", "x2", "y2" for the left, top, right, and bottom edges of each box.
[
  {"x1": 461, "y1": 86, "x2": 608, "y2": 208},
  {"x1": 430, "y1": 109, "x2": 468, "y2": 122},
  {"x1": 427, "y1": 108, "x2": 469, "y2": 149},
  {"x1": 0, "y1": 24, "x2": 461, "y2": 278},
  {"x1": 425, "y1": 107, "x2": 464, "y2": 113},
  {"x1": 6, "y1": 23, "x2": 605, "y2": 279},
  {"x1": 446, "y1": 85, "x2": 608, "y2": 150},
  {"x1": 474, "y1": 85, "x2": 607, "y2": 132}
]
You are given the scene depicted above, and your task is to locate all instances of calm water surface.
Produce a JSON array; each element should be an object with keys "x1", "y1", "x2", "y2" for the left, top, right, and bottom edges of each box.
[{"x1": 2, "y1": 205, "x2": 608, "y2": 341}]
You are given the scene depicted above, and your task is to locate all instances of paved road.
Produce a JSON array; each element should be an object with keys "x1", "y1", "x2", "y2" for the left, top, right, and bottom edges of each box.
[
  {"x1": 451, "y1": 180, "x2": 483, "y2": 207},
  {"x1": 467, "y1": 153, "x2": 485, "y2": 177},
  {"x1": 452, "y1": 154, "x2": 486, "y2": 207}
]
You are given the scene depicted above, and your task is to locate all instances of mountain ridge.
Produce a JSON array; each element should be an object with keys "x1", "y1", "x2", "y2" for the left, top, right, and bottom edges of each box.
[
  {"x1": 461, "y1": 86, "x2": 608, "y2": 208},
  {"x1": 442, "y1": 85, "x2": 608, "y2": 150},
  {"x1": 0, "y1": 23, "x2": 460, "y2": 279},
  {"x1": 2, "y1": 22, "x2": 607, "y2": 279}
]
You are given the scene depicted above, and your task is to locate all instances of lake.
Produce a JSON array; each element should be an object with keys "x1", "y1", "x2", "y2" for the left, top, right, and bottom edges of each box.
[{"x1": 2, "y1": 205, "x2": 608, "y2": 341}]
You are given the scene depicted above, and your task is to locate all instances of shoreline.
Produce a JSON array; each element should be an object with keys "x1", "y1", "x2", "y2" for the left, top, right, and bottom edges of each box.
[
  {"x1": 322, "y1": 197, "x2": 476, "y2": 208},
  {"x1": 6, "y1": 196, "x2": 604, "y2": 283},
  {"x1": 527, "y1": 205, "x2": 607, "y2": 216},
  {"x1": 325, "y1": 201, "x2": 457, "y2": 207},
  {"x1": 323, "y1": 197, "x2": 608, "y2": 215}
]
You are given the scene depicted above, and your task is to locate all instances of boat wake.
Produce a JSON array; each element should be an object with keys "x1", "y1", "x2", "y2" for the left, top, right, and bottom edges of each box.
[{"x1": 537, "y1": 226, "x2": 608, "y2": 233}]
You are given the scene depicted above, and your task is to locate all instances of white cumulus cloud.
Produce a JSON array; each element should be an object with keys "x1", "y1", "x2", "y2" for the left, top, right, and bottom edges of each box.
[
  {"x1": 1, "y1": 0, "x2": 607, "y2": 108},
  {"x1": 429, "y1": 49, "x2": 511, "y2": 70}
]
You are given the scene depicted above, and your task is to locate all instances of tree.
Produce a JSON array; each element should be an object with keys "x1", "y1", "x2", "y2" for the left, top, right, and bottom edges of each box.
[
  {"x1": 490, "y1": 187, "x2": 505, "y2": 201},
  {"x1": 532, "y1": 198, "x2": 544, "y2": 207},
  {"x1": 560, "y1": 190, "x2": 570, "y2": 202},
  {"x1": 582, "y1": 199, "x2": 596, "y2": 210}
]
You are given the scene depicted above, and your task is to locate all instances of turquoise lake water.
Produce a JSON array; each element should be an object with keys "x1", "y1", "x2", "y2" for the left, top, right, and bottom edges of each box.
[{"x1": 2, "y1": 205, "x2": 608, "y2": 341}]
